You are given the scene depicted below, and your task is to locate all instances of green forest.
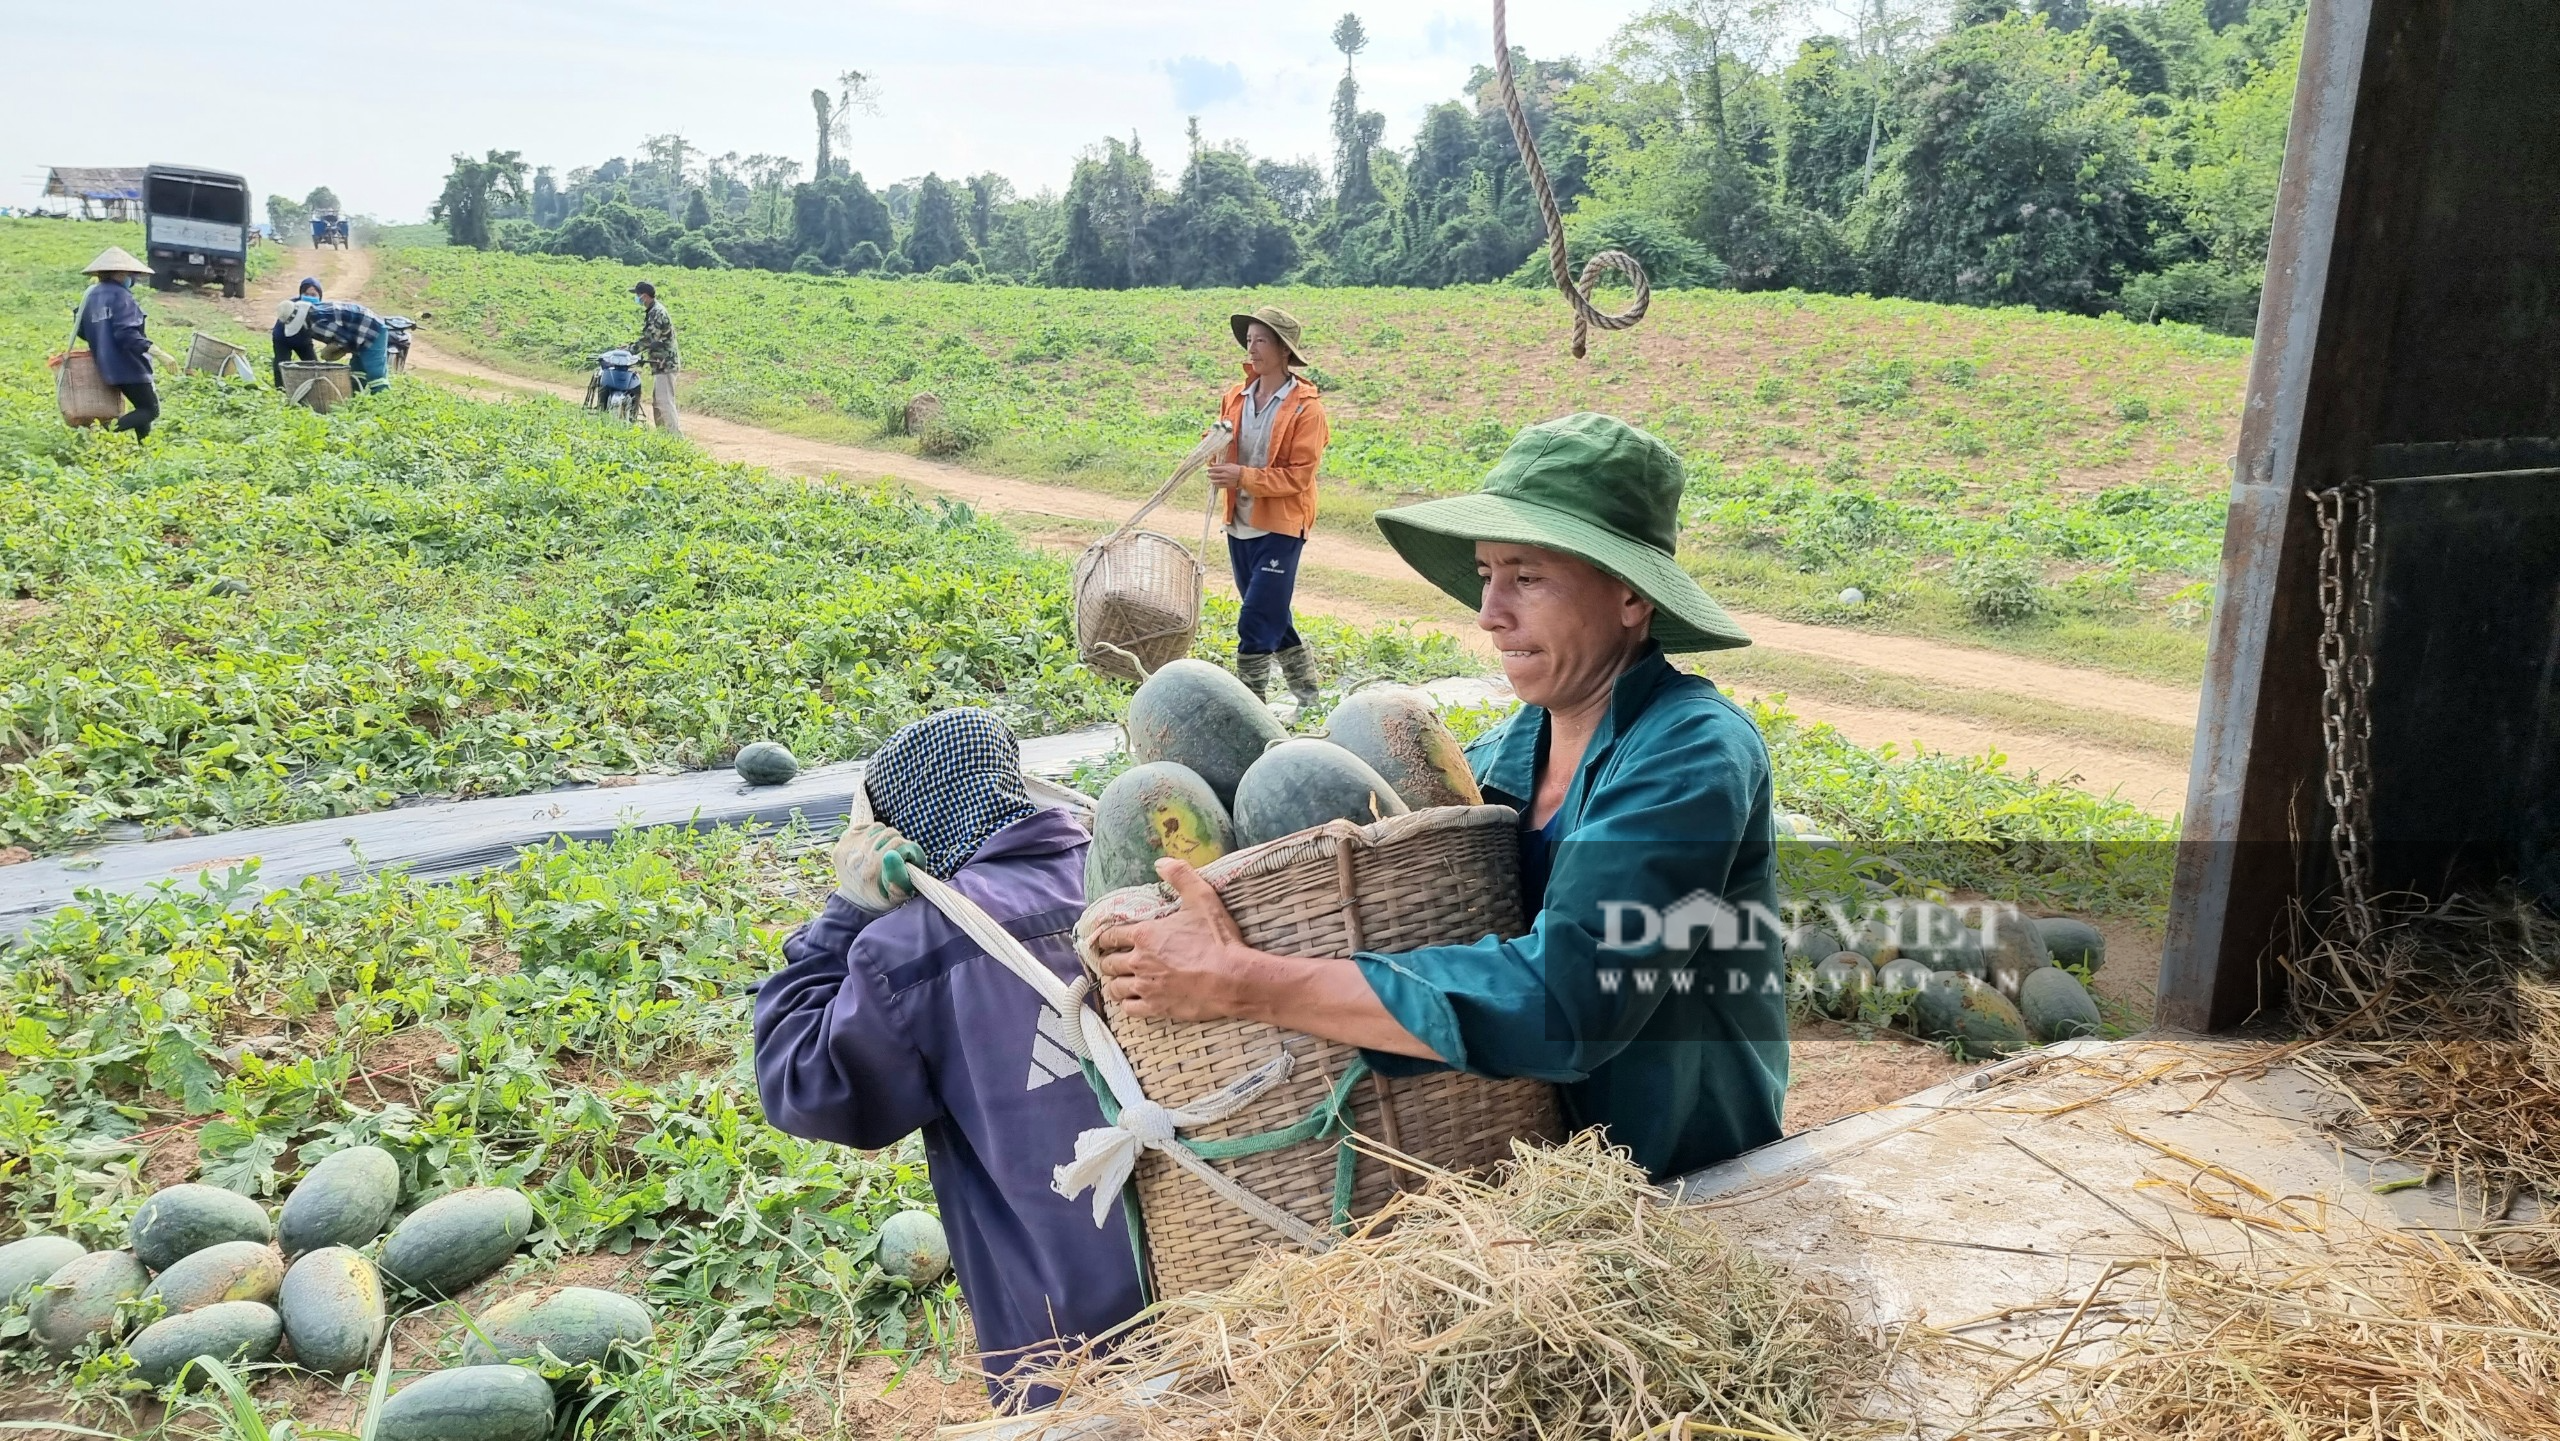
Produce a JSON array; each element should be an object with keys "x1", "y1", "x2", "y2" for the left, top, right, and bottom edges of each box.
[{"x1": 425, "y1": 0, "x2": 2300, "y2": 335}]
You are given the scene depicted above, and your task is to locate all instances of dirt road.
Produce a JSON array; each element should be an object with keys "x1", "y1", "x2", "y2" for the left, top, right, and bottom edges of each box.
[{"x1": 265, "y1": 249, "x2": 2199, "y2": 815}]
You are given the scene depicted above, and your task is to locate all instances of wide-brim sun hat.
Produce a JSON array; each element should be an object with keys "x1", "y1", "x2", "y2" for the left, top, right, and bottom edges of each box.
[
  {"x1": 1372, "y1": 412, "x2": 1751, "y2": 654},
  {"x1": 275, "y1": 300, "x2": 311, "y2": 337},
  {"x1": 82, "y1": 246, "x2": 152, "y2": 277},
  {"x1": 1229, "y1": 306, "x2": 1311, "y2": 370}
]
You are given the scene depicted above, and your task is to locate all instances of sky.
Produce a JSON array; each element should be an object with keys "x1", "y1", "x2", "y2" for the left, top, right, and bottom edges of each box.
[{"x1": 3, "y1": 0, "x2": 1658, "y2": 221}]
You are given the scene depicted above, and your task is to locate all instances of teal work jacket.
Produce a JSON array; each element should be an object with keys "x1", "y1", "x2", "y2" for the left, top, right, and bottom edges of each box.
[{"x1": 1353, "y1": 645, "x2": 1789, "y2": 1180}]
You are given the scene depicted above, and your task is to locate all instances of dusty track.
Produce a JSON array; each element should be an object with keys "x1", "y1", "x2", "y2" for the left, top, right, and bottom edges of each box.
[{"x1": 258, "y1": 250, "x2": 2199, "y2": 815}]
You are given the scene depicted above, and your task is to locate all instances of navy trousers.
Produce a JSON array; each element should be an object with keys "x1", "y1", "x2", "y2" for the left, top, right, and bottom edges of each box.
[
  {"x1": 113, "y1": 382, "x2": 159, "y2": 439},
  {"x1": 1227, "y1": 531, "x2": 1305, "y2": 655}
]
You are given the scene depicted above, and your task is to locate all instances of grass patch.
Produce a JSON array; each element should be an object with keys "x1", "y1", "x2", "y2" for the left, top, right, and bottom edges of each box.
[
  {"x1": 370, "y1": 246, "x2": 2245, "y2": 673},
  {"x1": 0, "y1": 222, "x2": 1465, "y2": 854}
]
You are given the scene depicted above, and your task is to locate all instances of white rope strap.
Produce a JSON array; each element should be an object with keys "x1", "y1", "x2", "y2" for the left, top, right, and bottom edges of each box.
[
  {"x1": 904, "y1": 871, "x2": 1335, "y2": 1252},
  {"x1": 1097, "y1": 421, "x2": 1233, "y2": 550}
]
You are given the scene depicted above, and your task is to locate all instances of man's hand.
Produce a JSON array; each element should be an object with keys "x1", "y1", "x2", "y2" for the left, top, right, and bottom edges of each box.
[
  {"x1": 1205, "y1": 463, "x2": 1243, "y2": 489},
  {"x1": 1087, "y1": 859, "x2": 1256, "y2": 1021},
  {"x1": 833, "y1": 822, "x2": 922, "y2": 913}
]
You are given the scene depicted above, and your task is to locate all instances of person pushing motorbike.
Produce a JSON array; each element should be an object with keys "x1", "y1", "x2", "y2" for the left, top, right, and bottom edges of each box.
[{"x1": 628, "y1": 281, "x2": 680, "y2": 435}]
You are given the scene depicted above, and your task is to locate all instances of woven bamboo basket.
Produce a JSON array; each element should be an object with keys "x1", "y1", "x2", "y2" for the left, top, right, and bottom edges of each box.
[
  {"x1": 185, "y1": 331, "x2": 253, "y2": 380},
  {"x1": 1073, "y1": 533, "x2": 1203, "y2": 682},
  {"x1": 1086, "y1": 804, "x2": 1561, "y2": 1298},
  {"x1": 54, "y1": 349, "x2": 123, "y2": 426},
  {"x1": 1072, "y1": 421, "x2": 1230, "y2": 682},
  {"x1": 280, "y1": 361, "x2": 353, "y2": 414}
]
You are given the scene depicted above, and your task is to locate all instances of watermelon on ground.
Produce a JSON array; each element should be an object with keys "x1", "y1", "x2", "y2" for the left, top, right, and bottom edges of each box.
[
  {"x1": 377, "y1": 1188, "x2": 534, "y2": 1298},
  {"x1": 279, "y1": 1145, "x2": 402, "y2": 1256},
  {"x1": 2018, "y1": 967, "x2": 2104, "y2": 1043},
  {"x1": 875, "y1": 1210, "x2": 951, "y2": 1286},
  {"x1": 127, "y1": 1300, "x2": 282, "y2": 1387},
  {"x1": 277, "y1": 1246, "x2": 387, "y2": 1375},
  {"x1": 461, "y1": 1286, "x2": 654, "y2": 1371},
  {"x1": 29, "y1": 1250, "x2": 148, "y2": 1356},
  {"x1": 375, "y1": 1365, "x2": 556, "y2": 1441},
  {"x1": 130, "y1": 1184, "x2": 272, "y2": 1271},
  {"x1": 1910, "y1": 971, "x2": 2034, "y2": 1059},
  {"x1": 734, "y1": 741, "x2": 800, "y2": 786},
  {"x1": 142, "y1": 1241, "x2": 284, "y2": 1316},
  {"x1": 2032, "y1": 917, "x2": 2107, "y2": 973},
  {"x1": 0, "y1": 1236, "x2": 86, "y2": 1304}
]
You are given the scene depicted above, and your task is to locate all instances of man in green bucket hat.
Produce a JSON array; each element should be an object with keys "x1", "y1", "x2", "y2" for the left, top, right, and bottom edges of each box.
[{"x1": 1088, "y1": 413, "x2": 1789, "y2": 1183}]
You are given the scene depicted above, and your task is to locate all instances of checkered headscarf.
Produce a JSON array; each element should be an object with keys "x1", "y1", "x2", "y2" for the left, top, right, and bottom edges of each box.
[{"x1": 863, "y1": 708, "x2": 1038, "y2": 878}]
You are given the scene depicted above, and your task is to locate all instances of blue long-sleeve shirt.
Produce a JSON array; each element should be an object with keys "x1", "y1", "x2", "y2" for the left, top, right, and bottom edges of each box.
[
  {"x1": 74, "y1": 282, "x2": 152, "y2": 386},
  {"x1": 1354, "y1": 646, "x2": 1789, "y2": 1180},
  {"x1": 751, "y1": 807, "x2": 1142, "y2": 1407}
]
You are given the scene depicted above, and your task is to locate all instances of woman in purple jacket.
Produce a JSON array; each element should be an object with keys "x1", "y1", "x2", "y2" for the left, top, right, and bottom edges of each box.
[
  {"x1": 751, "y1": 709, "x2": 1143, "y2": 1409},
  {"x1": 73, "y1": 248, "x2": 160, "y2": 439}
]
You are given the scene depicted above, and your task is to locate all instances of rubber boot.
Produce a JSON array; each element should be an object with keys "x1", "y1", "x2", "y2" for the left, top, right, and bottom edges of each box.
[
  {"x1": 1235, "y1": 650, "x2": 1276, "y2": 700},
  {"x1": 1277, "y1": 644, "x2": 1323, "y2": 713}
]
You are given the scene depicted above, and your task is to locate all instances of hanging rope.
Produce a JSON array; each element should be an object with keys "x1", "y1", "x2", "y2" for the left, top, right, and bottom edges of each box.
[{"x1": 1493, "y1": 0, "x2": 1650, "y2": 358}]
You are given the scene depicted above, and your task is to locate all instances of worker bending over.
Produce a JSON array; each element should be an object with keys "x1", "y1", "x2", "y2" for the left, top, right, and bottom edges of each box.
[{"x1": 276, "y1": 298, "x2": 391, "y2": 393}]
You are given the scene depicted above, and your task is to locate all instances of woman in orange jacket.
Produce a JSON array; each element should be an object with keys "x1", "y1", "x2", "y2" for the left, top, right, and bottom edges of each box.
[{"x1": 1208, "y1": 306, "x2": 1331, "y2": 712}]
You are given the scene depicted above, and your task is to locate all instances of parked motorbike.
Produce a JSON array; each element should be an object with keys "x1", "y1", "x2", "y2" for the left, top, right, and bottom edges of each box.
[
  {"x1": 381, "y1": 312, "x2": 429, "y2": 374},
  {"x1": 584, "y1": 348, "x2": 646, "y2": 423}
]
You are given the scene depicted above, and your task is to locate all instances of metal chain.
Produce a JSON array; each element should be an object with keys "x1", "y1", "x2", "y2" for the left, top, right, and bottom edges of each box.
[{"x1": 2311, "y1": 481, "x2": 2379, "y2": 939}]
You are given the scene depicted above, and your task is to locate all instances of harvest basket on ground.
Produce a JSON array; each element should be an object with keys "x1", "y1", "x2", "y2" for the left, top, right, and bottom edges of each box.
[
  {"x1": 185, "y1": 331, "x2": 254, "y2": 380},
  {"x1": 1071, "y1": 421, "x2": 1229, "y2": 682},
  {"x1": 1083, "y1": 804, "x2": 1562, "y2": 1298},
  {"x1": 279, "y1": 360, "x2": 352, "y2": 414}
]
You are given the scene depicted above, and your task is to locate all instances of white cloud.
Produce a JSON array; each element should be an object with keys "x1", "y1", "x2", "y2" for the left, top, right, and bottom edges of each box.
[
  {"x1": 1, "y1": 0, "x2": 1653, "y2": 219},
  {"x1": 1161, "y1": 57, "x2": 1248, "y2": 112}
]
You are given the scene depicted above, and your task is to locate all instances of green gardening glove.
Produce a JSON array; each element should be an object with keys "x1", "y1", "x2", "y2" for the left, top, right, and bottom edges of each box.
[{"x1": 833, "y1": 822, "x2": 925, "y2": 913}]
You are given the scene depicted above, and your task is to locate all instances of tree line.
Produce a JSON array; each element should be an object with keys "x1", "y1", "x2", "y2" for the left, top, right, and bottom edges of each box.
[{"x1": 430, "y1": 0, "x2": 2300, "y2": 334}]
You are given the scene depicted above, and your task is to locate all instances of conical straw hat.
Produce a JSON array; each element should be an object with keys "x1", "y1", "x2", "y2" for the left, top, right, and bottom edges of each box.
[{"x1": 82, "y1": 246, "x2": 152, "y2": 277}]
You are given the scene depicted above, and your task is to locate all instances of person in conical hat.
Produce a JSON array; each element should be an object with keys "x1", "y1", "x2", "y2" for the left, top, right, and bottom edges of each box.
[
  {"x1": 82, "y1": 246, "x2": 153, "y2": 278},
  {"x1": 73, "y1": 248, "x2": 160, "y2": 439}
]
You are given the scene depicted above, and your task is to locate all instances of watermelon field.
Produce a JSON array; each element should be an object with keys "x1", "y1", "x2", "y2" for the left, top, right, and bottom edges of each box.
[
  {"x1": 0, "y1": 217, "x2": 2175, "y2": 1438},
  {"x1": 372, "y1": 245, "x2": 2251, "y2": 680}
]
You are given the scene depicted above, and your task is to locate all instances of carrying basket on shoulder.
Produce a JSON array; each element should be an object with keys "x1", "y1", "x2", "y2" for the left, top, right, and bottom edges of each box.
[
  {"x1": 1070, "y1": 421, "x2": 1232, "y2": 682},
  {"x1": 53, "y1": 350, "x2": 123, "y2": 426},
  {"x1": 1073, "y1": 805, "x2": 1562, "y2": 1298},
  {"x1": 52, "y1": 299, "x2": 123, "y2": 427}
]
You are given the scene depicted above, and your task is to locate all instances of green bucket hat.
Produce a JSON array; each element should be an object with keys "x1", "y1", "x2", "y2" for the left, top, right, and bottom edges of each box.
[
  {"x1": 1372, "y1": 413, "x2": 1750, "y2": 653},
  {"x1": 1229, "y1": 306, "x2": 1312, "y2": 369}
]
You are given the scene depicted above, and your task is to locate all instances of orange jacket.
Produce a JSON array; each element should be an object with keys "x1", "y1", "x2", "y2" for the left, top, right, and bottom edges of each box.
[{"x1": 1217, "y1": 369, "x2": 1329, "y2": 539}]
